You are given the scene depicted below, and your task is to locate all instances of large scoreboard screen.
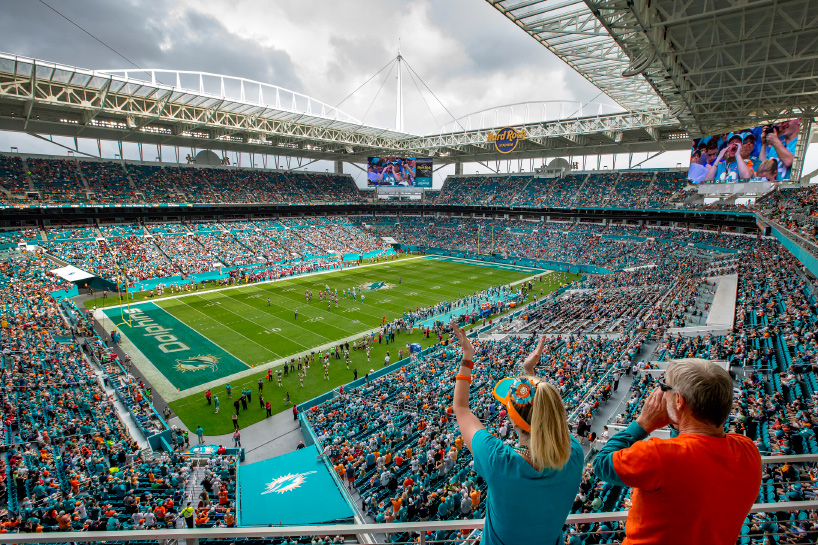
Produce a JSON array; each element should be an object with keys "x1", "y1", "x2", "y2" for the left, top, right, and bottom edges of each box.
[
  {"x1": 367, "y1": 157, "x2": 433, "y2": 187},
  {"x1": 688, "y1": 119, "x2": 803, "y2": 183}
]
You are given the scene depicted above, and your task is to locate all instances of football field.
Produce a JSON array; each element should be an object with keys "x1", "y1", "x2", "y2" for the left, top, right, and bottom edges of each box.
[{"x1": 98, "y1": 256, "x2": 574, "y2": 434}]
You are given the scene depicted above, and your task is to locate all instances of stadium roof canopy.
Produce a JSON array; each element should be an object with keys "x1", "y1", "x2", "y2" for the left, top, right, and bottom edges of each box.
[
  {"x1": 2, "y1": 0, "x2": 818, "y2": 169},
  {"x1": 0, "y1": 52, "x2": 690, "y2": 165},
  {"x1": 487, "y1": 0, "x2": 818, "y2": 137}
]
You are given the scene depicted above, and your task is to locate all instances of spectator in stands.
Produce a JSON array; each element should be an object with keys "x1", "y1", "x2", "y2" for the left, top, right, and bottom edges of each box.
[
  {"x1": 450, "y1": 326, "x2": 583, "y2": 545},
  {"x1": 593, "y1": 358, "x2": 762, "y2": 545},
  {"x1": 703, "y1": 133, "x2": 755, "y2": 181},
  {"x1": 760, "y1": 119, "x2": 800, "y2": 180},
  {"x1": 756, "y1": 158, "x2": 779, "y2": 182}
]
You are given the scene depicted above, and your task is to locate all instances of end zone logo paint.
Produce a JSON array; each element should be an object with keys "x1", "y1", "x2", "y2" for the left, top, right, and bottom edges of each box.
[
  {"x1": 361, "y1": 281, "x2": 393, "y2": 291},
  {"x1": 175, "y1": 354, "x2": 219, "y2": 373},
  {"x1": 487, "y1": 127, "x2": 526, "y2": 154}
]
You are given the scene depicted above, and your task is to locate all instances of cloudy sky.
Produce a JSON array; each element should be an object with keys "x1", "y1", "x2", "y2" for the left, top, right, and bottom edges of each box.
[{"x1": 0, "y1": 0, "x2": 813, "y2": 185}]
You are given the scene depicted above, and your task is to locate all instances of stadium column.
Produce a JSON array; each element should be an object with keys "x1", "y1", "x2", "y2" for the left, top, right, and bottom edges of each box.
[
  {"x1": 455, "y1": 162, "x2": 463, "y2": 176},
  {"x1": 334, "y1": 160, "x2": 343, "y2": 174}
]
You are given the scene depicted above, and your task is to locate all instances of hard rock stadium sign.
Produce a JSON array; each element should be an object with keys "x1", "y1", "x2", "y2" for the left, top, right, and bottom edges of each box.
[{"x1": 487, "y1": 127, "x2": 527, "y2": 154}]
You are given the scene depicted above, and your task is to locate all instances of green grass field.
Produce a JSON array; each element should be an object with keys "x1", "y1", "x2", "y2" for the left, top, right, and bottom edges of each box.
[{"x1": 100, "y1": 257, "x2": 577, "y2": 434}]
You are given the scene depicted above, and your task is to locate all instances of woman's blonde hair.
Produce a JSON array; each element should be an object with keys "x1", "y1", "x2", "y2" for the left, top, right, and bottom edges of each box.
[{"x1": 510, "y1": 378, "x2": 572, "y2": 471}]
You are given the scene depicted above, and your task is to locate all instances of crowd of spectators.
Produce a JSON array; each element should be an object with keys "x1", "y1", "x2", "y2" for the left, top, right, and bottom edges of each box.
[
  {"x1": 576, "y1": 240, "x2": 818, "y2": 542},
  {"x1": 27, "y1": 159, "x2": 86, "y2": 204},
  {"x1": 8, "y1": 154, "x2": 818, "y2": 227},
  {"x1": 432, "y1": 171, "x2": 690, "y2": 210},
  {"x1": 380, "y1": 218, "x2": 750, "y2": 272},
  {"x1": 760, "y1": 185, "x2": 818, "y2": 243},
  {"x1": 0, "y1": 253, "x2": 239, "y2": 533},
  {"x1": 0, "y1": 155, "x2": 29, "y2": 201},
  {"x1": 0, "y1": 157, "x2": 366, "y2": 206},
  {"x1": 80, "y1": 161, "x2": 135, "y2": 204},
  {"x1": 32, "y1": 218, "x2": 384, "y2": 283},
  {"x1": 305, "y1": 331, "x2": 639, "y2": 542}
]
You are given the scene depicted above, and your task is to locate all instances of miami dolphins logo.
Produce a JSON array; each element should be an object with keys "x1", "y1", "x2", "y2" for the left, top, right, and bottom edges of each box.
[
  {"x1": 187, "y1": 445, "x2": 217, "y2": 455},
  {"x1": 261, "y1": 471, "x2": 317, "y2": 495},
  {"x1": 174, "y1": 355, "x2": 219, "y2": 373},
  {"x1": 361, "y1": 281, "x2": 393, "y2": 291}
]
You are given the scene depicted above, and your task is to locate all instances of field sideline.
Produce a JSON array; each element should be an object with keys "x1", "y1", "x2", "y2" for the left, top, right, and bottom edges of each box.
[{"x1": 96, "y1": 256, "x2": 576, "y2": 434}]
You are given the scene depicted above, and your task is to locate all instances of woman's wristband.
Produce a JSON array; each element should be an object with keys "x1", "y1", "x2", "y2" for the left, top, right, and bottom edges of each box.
[
  {"x1": 455, "y1": 374, "x2": 472, "y2": 384},
  {"x1": 460, "y1": 359, "x2": 474, "y2": 369}
]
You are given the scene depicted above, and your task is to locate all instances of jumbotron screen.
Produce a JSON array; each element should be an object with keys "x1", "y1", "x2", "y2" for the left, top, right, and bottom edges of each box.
[
  {"x1": 367, "y1": 157, "x2": 433, "y2": 187},
  {"x1": 687, "y1": 119, "x2": 802, "y2": 183}
]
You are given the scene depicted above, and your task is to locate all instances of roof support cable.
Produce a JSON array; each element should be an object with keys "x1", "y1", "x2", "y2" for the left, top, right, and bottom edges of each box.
[
  {"x1": 404, "y1": 64, "x2": 443, "y2": 131},
  {"x1": 334, "y1": 56, "x2": 399, "y2": 112},
  {"x1": 402, "y1": 58, "x2": 466, "y2": 132},
  {"x1": 360, "y1": 58, "x2": 398, "y2": 126}
]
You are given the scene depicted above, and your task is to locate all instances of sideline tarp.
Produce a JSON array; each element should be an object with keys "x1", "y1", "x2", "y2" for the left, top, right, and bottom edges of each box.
[
  {"x1": 239, "y1": 448, "x2": 354, "y2": 526},
  {"x1": 51, "y1": 265, "x2": 95, "y2": 282}
]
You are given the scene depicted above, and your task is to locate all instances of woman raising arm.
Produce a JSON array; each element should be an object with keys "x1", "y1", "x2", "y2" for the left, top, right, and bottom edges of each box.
[{"x1": 450, "y1": 324, "x2": 584, "y2": 545}]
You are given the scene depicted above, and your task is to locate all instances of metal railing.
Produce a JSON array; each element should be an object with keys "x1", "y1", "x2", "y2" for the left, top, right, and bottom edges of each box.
[{"x1": 0, "y1": 500, "x2": 815, "y2": 545}]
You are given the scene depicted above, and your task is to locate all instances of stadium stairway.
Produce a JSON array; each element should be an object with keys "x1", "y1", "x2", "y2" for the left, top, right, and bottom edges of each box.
[
  {"x1": 584, "y1": 338, "x2": 660, "y2": 449},
  {"x1": 20, "y1": 157, "x2": 34, "y2": 191},
  {"x1": 87, "y1": 354, "x2": 151, "y2": 450},
  {"x1": 75, "y1": 161, "x2": 91, "y2": 190}
]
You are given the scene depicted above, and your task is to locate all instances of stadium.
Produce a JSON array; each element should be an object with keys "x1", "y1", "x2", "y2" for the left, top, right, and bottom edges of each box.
[{"x1": 0, "y1": 0, "x2": 817, "y2": 543}]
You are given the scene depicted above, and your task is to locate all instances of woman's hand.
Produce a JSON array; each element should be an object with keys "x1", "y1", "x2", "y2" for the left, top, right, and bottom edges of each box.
[
  {"x1": 450, "y1": 321, "x2": 475, "y2": 361},
  {"x1": 523, "y1": 335, "x2": 546, "y2": 375}
]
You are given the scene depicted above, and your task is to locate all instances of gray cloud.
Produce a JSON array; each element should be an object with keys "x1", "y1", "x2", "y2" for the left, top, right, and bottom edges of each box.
[{"x1": 0, "y1": 0, "x2": 302, "y2": 91}]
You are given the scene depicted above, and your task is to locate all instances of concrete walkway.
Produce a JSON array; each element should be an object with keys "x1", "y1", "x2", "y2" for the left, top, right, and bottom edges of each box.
[
  {"x1": 587, "y1": 338, "x2": 658, "y2": 443},
  {"x1": 168, "y1": 406, "x2": 305, "y2": 465},
  {"x1": 707, "y1": 273, "x2": 738, "y2": 328}
]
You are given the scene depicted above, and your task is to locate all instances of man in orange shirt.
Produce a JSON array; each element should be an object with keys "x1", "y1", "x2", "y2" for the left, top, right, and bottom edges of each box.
[{"x1": 594, "y1": 358, "x2": 761, "y2": 545}]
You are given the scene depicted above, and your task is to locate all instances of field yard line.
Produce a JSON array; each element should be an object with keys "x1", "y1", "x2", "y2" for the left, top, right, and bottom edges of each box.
[
  {"x1": 258, "y1": 259, "x2": 536, "y2": 323},
  {"x1": 386, "y1": 265, "x2": 520, "y2": 301},
  {"x1": 258, "y1": 282, "x2": 391, "y2": 324},
  {"x1": 236, "y1": 285, "x2": 366, "y2": 338},
  {"x1": 100, "y1": 256, "x2": 426, "y2": 311},
  {"x1": 167, "y1": 322, "x2": 397, "y2": 406},
  {"x1": 237, "y1": 278, "x2": 386, "y2": 326},
  {"x1": 423, "y1": 255, "x2": 547, "y2": 274},
  {"x1": 166, "y1": 273, "x2": 562, "y2": 405},
  {"x1": 168, "y1": 295, "x2": 283, "y2": 360},
  {"x1": 194, "y1": 290, "x2": 331, "y2": 347}
]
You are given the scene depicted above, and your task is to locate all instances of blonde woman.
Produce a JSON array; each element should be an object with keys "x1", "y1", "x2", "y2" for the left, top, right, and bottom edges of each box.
[{"x1": 450, "y1": 324, "x2": 583, "y2": 545}]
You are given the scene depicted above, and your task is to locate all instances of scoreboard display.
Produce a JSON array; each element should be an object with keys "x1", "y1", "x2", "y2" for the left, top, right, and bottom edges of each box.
[{"x1": 367, "y1": 157, "x2": 433, "y2": 187}]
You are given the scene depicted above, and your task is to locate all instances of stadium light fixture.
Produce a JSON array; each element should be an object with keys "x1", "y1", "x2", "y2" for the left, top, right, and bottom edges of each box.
[{"x1": 621, "y1": 48, "x2": 656, "y2": 78}]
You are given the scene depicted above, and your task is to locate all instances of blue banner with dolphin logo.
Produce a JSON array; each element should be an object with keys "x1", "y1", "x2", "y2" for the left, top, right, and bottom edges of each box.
[{"x1": 239, "y1": 447, "x2": 355, "y2": 526}]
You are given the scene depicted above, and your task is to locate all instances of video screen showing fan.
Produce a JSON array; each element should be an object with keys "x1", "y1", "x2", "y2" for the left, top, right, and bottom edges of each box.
[
  {"x1": 367, "y1": 157, "x2": 432, "y2": 187},
  {"x1": 688, "y1": 119, "x2": 802, "y2": 183}
]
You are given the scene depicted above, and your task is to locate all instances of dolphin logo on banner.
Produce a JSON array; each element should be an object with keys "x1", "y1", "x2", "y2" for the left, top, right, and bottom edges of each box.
[{"x1": 261, "y1": 471, "x2": 318, "y2": 495}]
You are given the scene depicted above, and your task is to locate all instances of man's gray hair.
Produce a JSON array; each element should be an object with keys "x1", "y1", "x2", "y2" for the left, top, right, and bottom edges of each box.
[{"x1": 666, "y1": 358, "x2": 733, "y2": 427}]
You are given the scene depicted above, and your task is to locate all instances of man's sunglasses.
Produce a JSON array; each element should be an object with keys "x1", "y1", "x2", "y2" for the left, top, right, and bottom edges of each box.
[{"x1": 658, "y1": 381, "x2": 673, "y2": 392}]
